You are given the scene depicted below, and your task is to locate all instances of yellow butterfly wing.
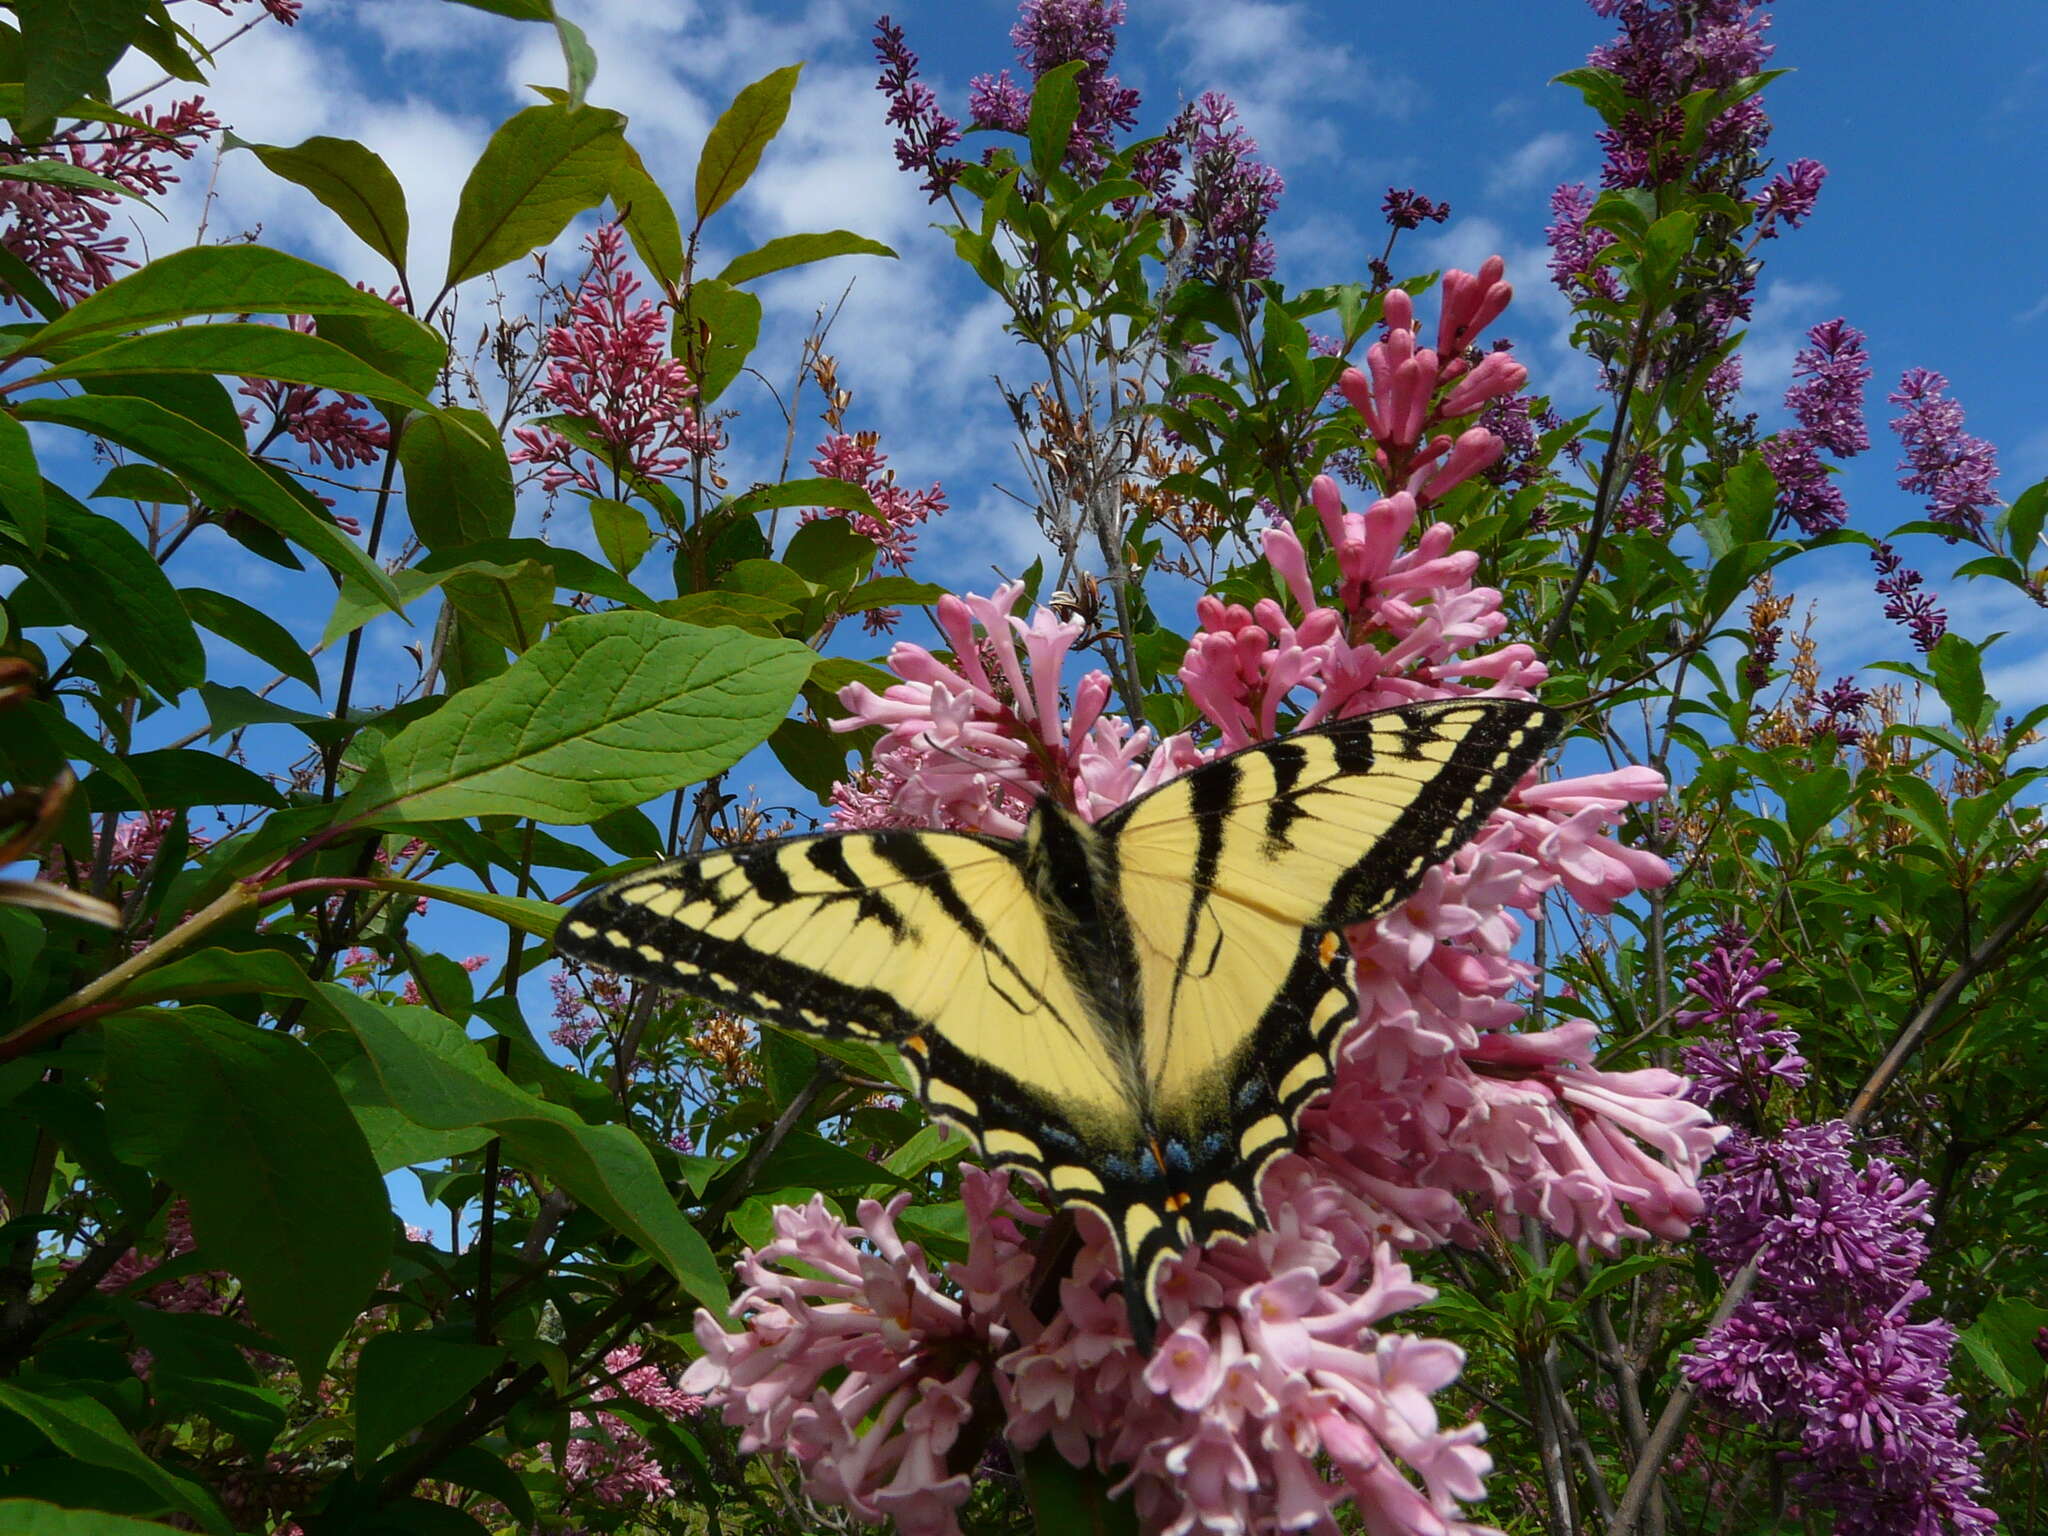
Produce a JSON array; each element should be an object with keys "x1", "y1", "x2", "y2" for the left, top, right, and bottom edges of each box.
[
  {"x1": 557, "y1": 828, "x2": 1142, "y2": 1183},
  {"x1": 1096, "y1": 699, "x2": 1559, "y2": 1317}
]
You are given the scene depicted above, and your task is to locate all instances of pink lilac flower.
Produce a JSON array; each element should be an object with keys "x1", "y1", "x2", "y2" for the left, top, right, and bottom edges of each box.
[
  {"x1": 1678, "y1": 931, "x2": 1996, "y2": 1534},
  {"x1": 1586, "y1": 0, "x2": 1776, "y2": 191},
  {"x1": 561, "y1": 1345, "x2": 703, "y2": 1506},
  {"x1": 397, "y1": 954, "x2": 487, "y2": 1008},
  {"x1": 805, "y1": 429, "x2": 947, "y2": 576},
  {"x1": 1335, "y1": 261, "x2": 1524, "y2": 501},
  {"x1": 550, "y1": 967, "x2": 623, "y2": 1053},
  {"x1": 105, "y1": 810, "x2": 211, "y2": 876},
  {"x1": 874, "y1": 16, "x2": 964, "y2": 200},
  {"x1": 968, "y1": 0, "x2": 1140, "y2": 172},
  {"x1": 240, "y1": 314, "x2": 392, "y2": 469},
  {"x1": 1888, "y1": 368, "x2": 1999, "y2": 538},
  {"x1": 708, "y1": 320, "x2": 1708, "y2": 1527},
  {"x1": 92, "y1": 1200, "x2": 223, "y2": 1316},
  {"x1": 510, "y1": 223, "x2": 720, "y2": 495},
  {"x1": 1, "y1": 97, "x2": 219, "y2": 310}
]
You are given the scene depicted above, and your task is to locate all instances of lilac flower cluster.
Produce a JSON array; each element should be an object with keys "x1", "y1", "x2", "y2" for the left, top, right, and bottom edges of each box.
[
  {"x1": 874, "y1": 17, "x2": 964, "y2": 200},
  {"x1": 1753, "y1": 157, "x2": 1828, "y2": 237},
  {"x1": 1382, "y1": 187, "x2": 1452, "y2": 232},
  {"x1": 1585, "y1": 0, "x2": 1776, "y2": 190},
  {"x1": 1154, "y1": 93, "x2": 1285, "y2": 283},
  {"x1": 1808, "y1": 677, "x2": 1872, "y2": 745},
  {"x1": 1544, "y1": 183, "x2": 1619, "y2": 300},
  {"x1": 1888, "y1": 369, "x2": 2000, "y2": 539},
  {"x1": 1869, "y1": 541, "x2": 1947, "y2": 654},
  {"x1": 1, "y1": 97, "x2": 220, "y2": 309},
  {"x1": 1763, "y1": 317, "x2": 1870, "y2": 537},
  {"x1": 967, "y1": 0, "x2": 1140, "y2": 171},
  {"x1": 1679, "y1": 931, "x2": 1997, "y2": 1534}
]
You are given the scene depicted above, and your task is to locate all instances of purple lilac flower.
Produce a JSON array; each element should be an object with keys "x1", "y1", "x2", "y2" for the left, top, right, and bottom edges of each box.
[
  {"x1": 874, "y1": 16, "x2": 964, "y2": 201},
  {"x1": 1763, "y1": 432, "x2": 1847, "y2": 535},
  {"x1": 1587, "y1": 0, "x2": 1777, "y2": 190},
  {"x1": 1381, "y1": 186, "x2": 1451, "y2": 231},
  {"x1": 1678, "y1": 932, "x2": 1997, "y2": 1535},
  {"x1": 1677, "y1": 930, "x2": 1806, "y2": 1119},
  {"x1": 1889, "y1": 368, "x2": 1999, "y2": 538},
  {"x1": 1156, "y1": 92, "x2": 1283, "y2": 283},
  {"x1": 968, "y1": 0, "x2": 1140, "y2": 172},
  {"x1": 1754, "y1": 156, "x2": 1828, "y2": 237},
  {"x1": 1809, "y1": 677, "x2": 1871, "y2": 743},
  {"x1": 1614, "y1": 452, "x2": 1669, "y2": 534},
  {"x1": 1763, "y1": 318, "x2": 1869, "y2": 535},
  {"x1": 1786, "y1": 318, "x2": 1871, "y2": 457},
  {"x1": 1870, "y1": 540, "x2": 1948, "y2": 653},
  {"x1": 1544, "y1": 182, "x2": 1619, "y2": 299}
]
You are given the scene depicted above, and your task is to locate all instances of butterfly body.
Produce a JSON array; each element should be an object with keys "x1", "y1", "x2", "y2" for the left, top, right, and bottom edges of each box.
[{"x1": 557, "y1": 698, "x2": 1560, "y2": 1350}]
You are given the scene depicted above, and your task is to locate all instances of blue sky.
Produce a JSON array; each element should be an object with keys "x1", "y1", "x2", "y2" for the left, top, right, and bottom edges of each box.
[
  {"x1": 39, "y1": 0, "x2": 2047, "y2": 1223},
  {"x1": 99, "y1": 0, "x2": 2048, "y2": 709}
]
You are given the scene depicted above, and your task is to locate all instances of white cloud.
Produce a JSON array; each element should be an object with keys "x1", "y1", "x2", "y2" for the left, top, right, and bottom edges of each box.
[
  {"x1": 1487, "y1": 131, "x2": 1575, "y2": 197},
  {"x1": 1159, "y1": 0, "x2": 1420, "y2": 166}
]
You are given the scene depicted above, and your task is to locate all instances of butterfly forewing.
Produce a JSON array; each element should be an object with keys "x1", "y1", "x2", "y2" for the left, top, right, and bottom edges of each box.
[{"x1": 557, "y1": 829, "x2": 1141, "y2": 1162}]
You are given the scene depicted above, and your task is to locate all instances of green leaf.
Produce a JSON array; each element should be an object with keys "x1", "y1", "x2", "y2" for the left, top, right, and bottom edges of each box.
[
  {"x1": 608, "y1": 142, "x2": 685, "y2": 291},
  {"x1": 0, "y1": 1499, "x2": 218, "y2": 1534},
  {"x1": 1959, "y1": 1297, "x2": 2048, "y2": 1396},
  {"x1": 694, "y1": 63, "x2": 801, "y2": 222},
  {"x1": 0, "y1": 159, "x2": 150, "y2": 200},
  {"x1": 27, "y1": 322, "x2": 435, "y2": 411},
  {"x1": 553, "y1": 14, "x2": 597, "y2": 106},
  {"x1": 399, "y1": 407, "x2": 515, "y2": 551},
  {"x1": 680, "y1": 278, "x2": 759, "y2": 406},
  {"x1": 0, "y1": 247, "x2": 63, "y2": 321},
  {"x1": 1928, "y1": 632, "x2": 1991, "y2": 735},
  {"x1": 660, "y1": 589, "x2": 796, "y2": 636},
  {"x1": 181, "y1": 587, "x2": 320, "y2": 692},
  {"x1": 13, "y1": 394, "x2": 404, "y2": 613},
  {"x1": 17, "y1": 0, "x2": 151, "y2": 118},
  {"x1": 589, "y1": 496, "x2": 655, "y2": 575},
  {"x1": 441, "y1": 0, "x2": 553, "y2": 15},
  {"x1": 0, "y1": 410, "x2": 47, "y2": 553},
  {"x1": 731, "y1": 475, "x2": 881, "y2": 521},
  {"x1": 370, "y1": 879, "x2": 564, "y2": 939},
  {"x1": 25, "y1": 244, "x2": 413, "y2": 353},
  {"x1": 1027, "y1": 60, "x2": 1084, "y2": 179},
  {"x1": 2006, "y1": 476, "x2": 2046, "y2": 563},
  {"x1": 232, "y1": 135, "x2": 411, "y2": 276},
  {"x1": 769, "y1": 717, "x2": 853, "y2": 801},
  {"x1": 715, "y1": 230, "x2": 897, "y2": 286},
  {"x1": 90, "y1": 462, "x2": 188, "y2": 504},
  {"x1": 339, "y1": 610, "x2": 813, "y2": 825},
  {"x1": 444, "y1": 103, "x2": 626, "y2": 287},
  {"x1": 782, "y1": 513, "x2": 877, "y2": 586},
  {"x1": 318, "y1": 306, "x2": 447, "y2": 396},
  {"x1": 83, "y1": 748, "x2": 284, "y2": 811},
  {"x1": 25, "y1": 490, "x2": 205, "y2": 699},
  {"x1": 0, "y1": 1382, "x2": 228, "y2": 1532},
  {"x1": 355, "y1": 1333, "x2": 504, "y2": 1461},
  {"x1": 323, "y1": 986, "x2": 726, "y2": 1308},
  {"x1": 104, "y1": 1008, "x2": 390, "y2": 1383},
  {"x1": 1017, "y1": 1442, "x2": 1139, "y2": 1536}
]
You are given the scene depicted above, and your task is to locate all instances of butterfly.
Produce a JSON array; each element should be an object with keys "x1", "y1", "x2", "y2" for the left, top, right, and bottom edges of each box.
[{"x1": 555, "y1": 696, "x2": 1559, "y2": 1350}]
